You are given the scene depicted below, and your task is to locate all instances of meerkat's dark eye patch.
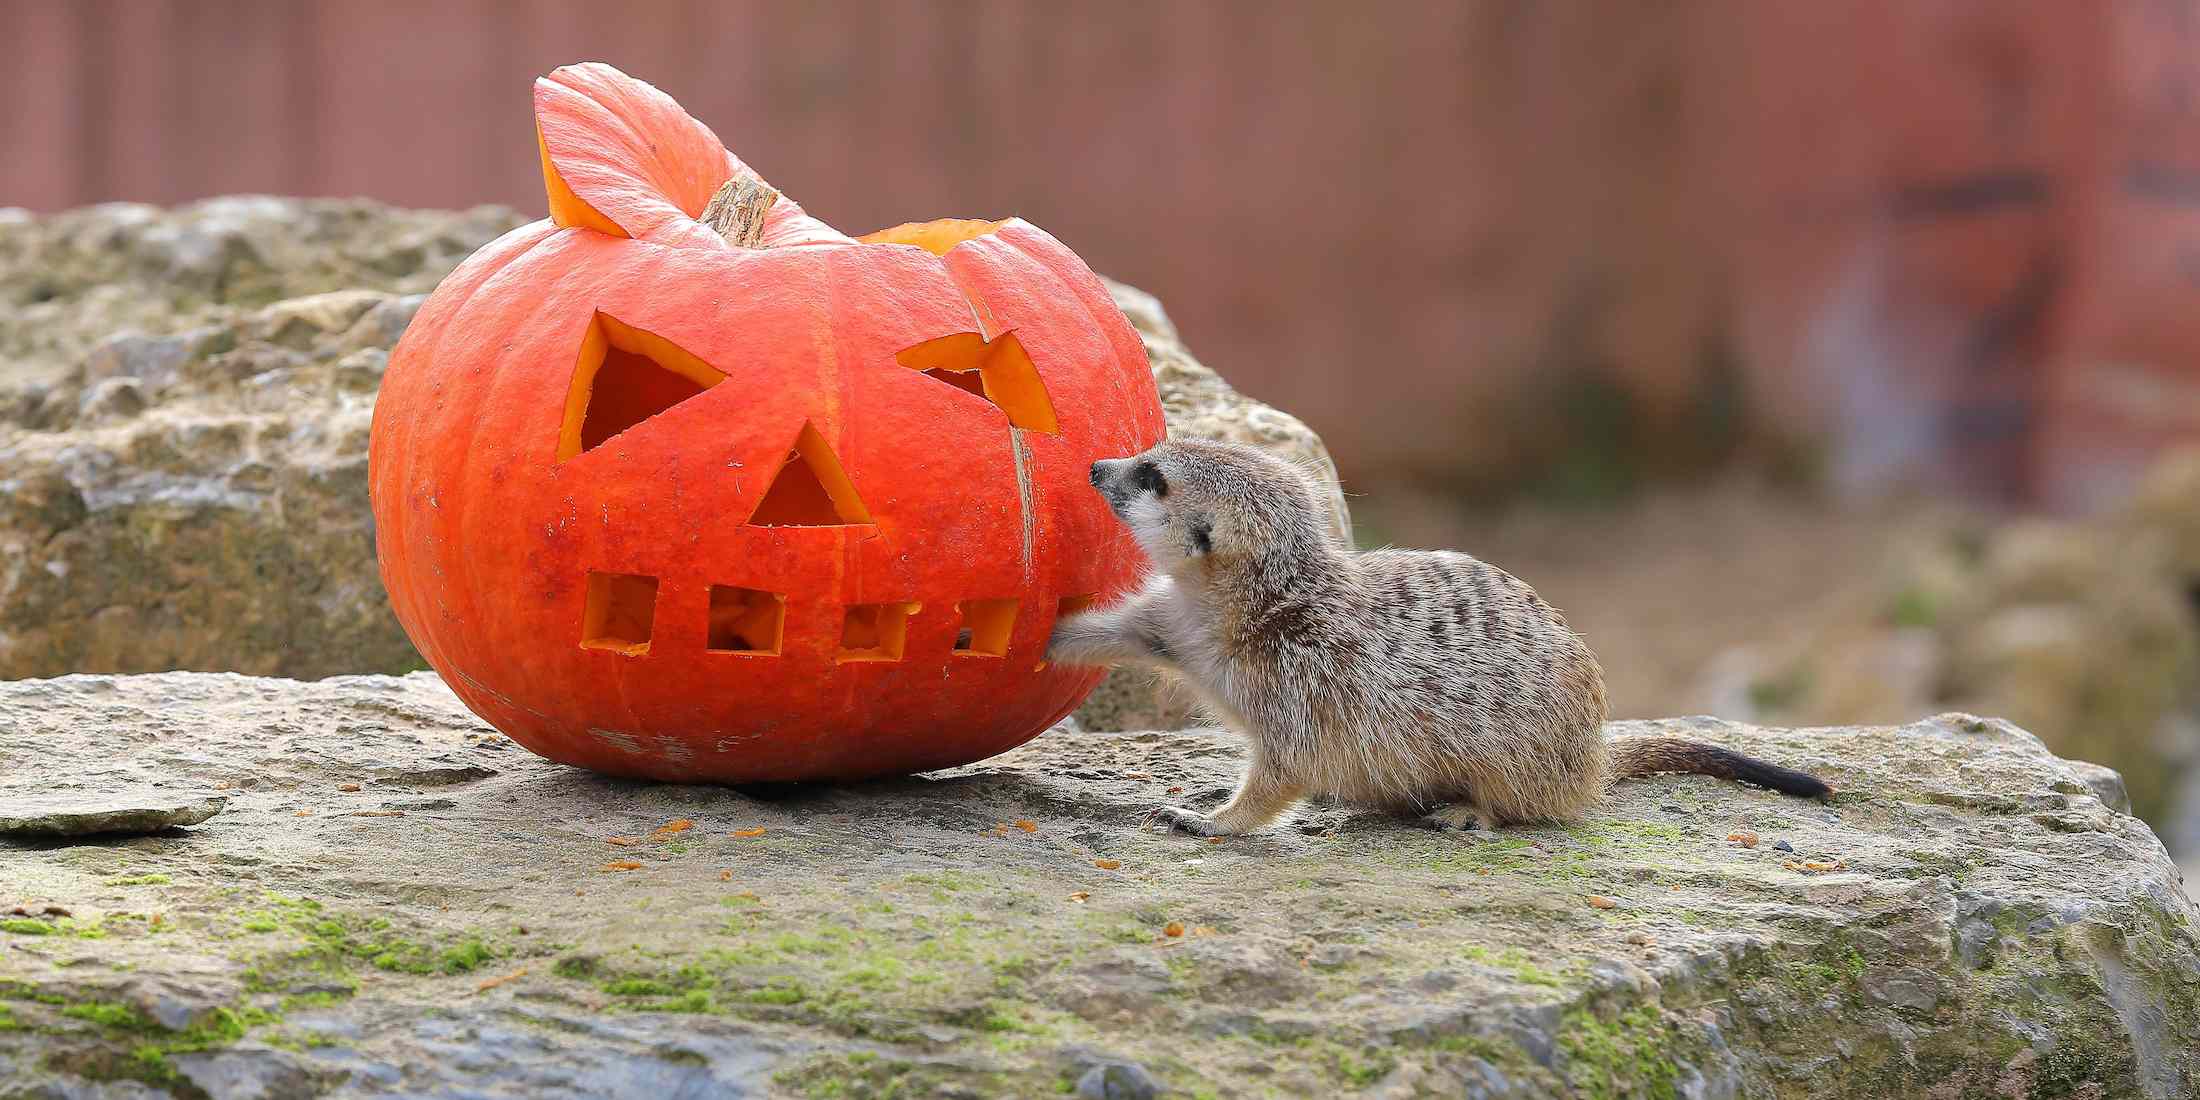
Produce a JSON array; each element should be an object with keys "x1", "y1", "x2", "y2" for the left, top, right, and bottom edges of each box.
[
  {"x1": 1187, "y1": 516, "x2": 1213, "y2": 555},
  {"x1": 1131, "y1": 461, "x2": 1167, "y2": 497}
]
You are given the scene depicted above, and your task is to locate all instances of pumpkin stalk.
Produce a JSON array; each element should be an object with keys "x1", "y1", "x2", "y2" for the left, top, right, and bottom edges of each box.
[{"x1": 702, "y1": 173, "x2": 780, "y2": 248}]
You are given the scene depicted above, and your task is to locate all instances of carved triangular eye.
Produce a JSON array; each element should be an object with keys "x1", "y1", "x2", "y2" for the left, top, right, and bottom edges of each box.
[
  {"x1": 922, "y1": 366, "x2": 987, "y2": 399},
  {"x1": 558, "y1": 312, "x2": 726, "y2": 460},
  {"x1": 746, "y1": 421, "x2": 872, "y2": 526},
  {"x1": 897, "y1": 330, "x2": 1058, "y2": 434}
]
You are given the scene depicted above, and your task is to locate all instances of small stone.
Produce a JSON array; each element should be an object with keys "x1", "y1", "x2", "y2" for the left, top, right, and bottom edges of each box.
[
  {"x1": 1772, "y1": 839, "x2": 1795, "y2": 853},
  {"x1": 1660, "y1": 804, "x2": 1686, "y2": 814},
  {"x1": 126, "y1": 975, "x2": 244, "y2": 1032},
  {"x1": 1871, "y1": 974, "x2": 1940, "y2": 1014},
  {"x1": 373, "y1": 765, "x2": 496, "y2": 787},
  {"x1": 170, "y1": 1047, "x2": 319, "y2": 1100},
  {"x1": 1076, "y1": 1061, "x2": 1160, "y2": 1100},
  {"x1": 81, "y1": 330, "x2": 204, "y2": 388},
  {"x1": 77, "y1": 377, "x2": 147, "y2": 420},
  {"x1": 0, "y1": 793, "x2": 224, "y2": 837},
  {"x1": 255, "y1": 289, "x2": 387, "y2": 347}
]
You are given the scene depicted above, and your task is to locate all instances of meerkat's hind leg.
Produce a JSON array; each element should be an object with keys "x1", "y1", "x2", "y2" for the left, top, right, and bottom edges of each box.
[{"x1": 1150, "y1": 761, "x2": 1302, "y2": 837}]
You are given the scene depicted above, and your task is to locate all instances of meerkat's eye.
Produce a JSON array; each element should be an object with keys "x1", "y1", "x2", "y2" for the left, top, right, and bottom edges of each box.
[{"x1": 1132, "y1": 461, "x2": 1167, "y2": 498}]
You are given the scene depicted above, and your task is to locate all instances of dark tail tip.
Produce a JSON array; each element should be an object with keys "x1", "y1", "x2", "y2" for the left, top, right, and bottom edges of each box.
[
  {"x1": 1614, "y1": 737, "x2": 1834, "y2": 799},
  {"x1": 1725, "y1": 751, "x2": 1834, "y2": 799}
]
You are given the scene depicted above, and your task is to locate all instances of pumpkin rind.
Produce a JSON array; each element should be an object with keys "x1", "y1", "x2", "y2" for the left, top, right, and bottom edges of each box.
[{"x1": 369, "y1": 64, "x2": 1164, "y2": 782}]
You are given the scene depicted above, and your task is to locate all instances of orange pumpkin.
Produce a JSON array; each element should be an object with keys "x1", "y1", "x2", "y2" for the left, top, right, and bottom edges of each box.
[{"x1": 368, "y1": 63, "x2": 1163, "y2": 782}]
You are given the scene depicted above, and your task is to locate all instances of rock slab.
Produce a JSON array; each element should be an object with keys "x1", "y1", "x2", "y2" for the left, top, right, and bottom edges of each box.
[
  {"x1": 0, "y1": 794, "x2": 224, "y2": 838},
  {"x1": 1, "y1": 672, "x2": 2195, "y2": 1097}
]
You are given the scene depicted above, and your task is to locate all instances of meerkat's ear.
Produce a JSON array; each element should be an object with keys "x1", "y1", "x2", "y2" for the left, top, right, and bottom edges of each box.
[{"x1": 1186, "y1": 514, "x2": 1213, "y2": 556}]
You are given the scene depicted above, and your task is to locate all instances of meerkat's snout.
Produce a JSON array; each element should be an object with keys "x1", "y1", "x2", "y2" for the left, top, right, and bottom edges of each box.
[
  {"x1": 1085, "y1": 455, "x2": 1156, "y2": 511},
  {"x1": 1085, "y1": 449, "x2": 1187, "y2": 566}
]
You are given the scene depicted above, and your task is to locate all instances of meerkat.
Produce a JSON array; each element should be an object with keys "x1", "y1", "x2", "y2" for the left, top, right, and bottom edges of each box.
[{"x1": 1046, "y1": 439, "x2": 1832, "y2": 836}]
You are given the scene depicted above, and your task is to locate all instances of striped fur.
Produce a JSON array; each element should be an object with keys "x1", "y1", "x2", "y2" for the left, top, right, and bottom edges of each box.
[{"x1": 1048, "y1": 439, "x2": 1833, "y2": 836}]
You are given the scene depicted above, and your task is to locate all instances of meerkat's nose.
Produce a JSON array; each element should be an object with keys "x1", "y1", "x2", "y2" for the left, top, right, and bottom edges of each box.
[{"x1": 1088, "y1": 461, "x2": 1109, "y2": 487}]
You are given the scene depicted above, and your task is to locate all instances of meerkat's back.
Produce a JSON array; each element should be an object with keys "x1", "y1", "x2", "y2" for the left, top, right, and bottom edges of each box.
[{"x1": 1329, "y1": 547, "x2": 1612, "y2": 822}]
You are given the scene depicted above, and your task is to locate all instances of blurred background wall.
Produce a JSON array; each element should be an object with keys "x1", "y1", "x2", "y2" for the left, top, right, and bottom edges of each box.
[{"x1": 10, "y1": 0, "x2": 2200, "y2": 509}]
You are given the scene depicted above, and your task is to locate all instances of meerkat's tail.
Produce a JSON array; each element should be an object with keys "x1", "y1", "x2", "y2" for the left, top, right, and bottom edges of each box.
[{"x1": 1609, "y1": 737, "x2": 1833, "y2": 798}]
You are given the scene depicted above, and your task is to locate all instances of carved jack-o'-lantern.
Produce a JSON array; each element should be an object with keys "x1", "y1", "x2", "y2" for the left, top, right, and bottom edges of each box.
[{"x1": 367, "y1": 63, "x2": 1164, "y2": 782}]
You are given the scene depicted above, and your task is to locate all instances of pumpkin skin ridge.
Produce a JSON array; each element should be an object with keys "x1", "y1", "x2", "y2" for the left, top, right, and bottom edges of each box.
[
  {"x1": 372, "y1": 63, "x2": 1161, "y2": 784},
  {"x1": 437, "y1": 232, "x2": 630, "y2": 677},
  {"x1": 935, "y1": 222, "x2": 1166, "y2": 462},
  {"x1": 370, "y1": 219, "x2": 564, "y2": 674},
  {"x1": 998, "y1": 226, "x2": 1158, "y2": 443}
]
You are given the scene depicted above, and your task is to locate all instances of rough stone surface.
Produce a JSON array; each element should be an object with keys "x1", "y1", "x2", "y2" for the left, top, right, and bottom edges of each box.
[
  {"x1": 0, "y1": 795, "x2": 224, "y2": 839},
  {"x1": 1700, "y1": 446, "x2": 2200, "y2": 846},
  {"x1": 0, "y1": 198, "x2": 529, "y2": 683},
  {"x1": 2, "y1": 672, "x2": 2195, "y2": 1098},
  {"x1": 0, "y1": 199, "x2": 1346, "y2": 734}
]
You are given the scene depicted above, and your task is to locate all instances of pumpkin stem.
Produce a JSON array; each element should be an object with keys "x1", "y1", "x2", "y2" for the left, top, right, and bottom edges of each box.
[{"x1": 702, "y1": 173, "x2": 780, "y2": 248}]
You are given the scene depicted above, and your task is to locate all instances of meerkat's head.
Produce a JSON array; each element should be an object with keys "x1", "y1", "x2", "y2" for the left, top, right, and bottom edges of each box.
[{"x1": 1087, "y1": 439, "x2": 1336, "y2": 578}]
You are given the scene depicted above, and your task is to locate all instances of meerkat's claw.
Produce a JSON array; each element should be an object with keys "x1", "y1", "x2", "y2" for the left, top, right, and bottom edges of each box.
[{"x1": 1149, "y1": 806, "x2": 1226, "y2": 836}]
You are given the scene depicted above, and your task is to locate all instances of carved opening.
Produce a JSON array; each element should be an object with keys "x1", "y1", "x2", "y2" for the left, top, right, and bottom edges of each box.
[
  {"x1": 952, "y1": 598, "x2": 1019, "y2": 657},
  {"x1": 838, "y1": 601, "x2": 919, "y2": 663},
  {"x1": 896, "y1": 331, "x2": 1058, "y2": 434},
  {"x1": 581, "y1": 570, "x2": 659, "y2": 655},
  {"x1": 747, "y1": 421, "x2": 873, "y2": 526},
  {"x1": 923, "y1": 367, "x2": 988, "y2": 398},
  {"x1": 707, "y1": 586, "x2": 784, "y2": 655},
  {"x1": 558, "y1": 312, "x2": 726, "y2": 460}
]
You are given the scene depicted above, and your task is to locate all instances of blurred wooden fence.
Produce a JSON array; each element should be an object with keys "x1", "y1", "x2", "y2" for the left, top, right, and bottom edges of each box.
[{"x1": 8, "y1": 0, "x2": 2200, "y2": 507}]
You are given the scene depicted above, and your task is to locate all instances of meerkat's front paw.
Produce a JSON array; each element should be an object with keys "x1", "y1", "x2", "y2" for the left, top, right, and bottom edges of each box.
[
  {"x1": 1420, "y1": 803, "x2": 1492, "y2": 833},
  {"x1": 1043, "y1": 613, "x2": 1100, "y2": 665},
  {"x1": 1146, "y1": 805, "x2": 1229, "y2": 837}
]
